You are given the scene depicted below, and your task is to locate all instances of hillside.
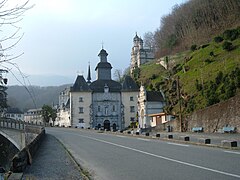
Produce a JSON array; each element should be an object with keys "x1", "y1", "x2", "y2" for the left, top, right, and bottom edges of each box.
[
  {"x1": 151, "y1": 0, "x2": 240, "y2": 57},
  {"x1": 7, "y1": 84, "x2": 71, "y2": 111},
  {"x1": 135, "y1": 27, "x2": 240, "y2": 116}
]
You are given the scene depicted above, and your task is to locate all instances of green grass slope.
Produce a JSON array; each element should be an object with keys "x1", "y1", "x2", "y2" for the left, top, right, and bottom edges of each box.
[{"x1": 136, "y1": 28, "x2": 240, "y2": 115}]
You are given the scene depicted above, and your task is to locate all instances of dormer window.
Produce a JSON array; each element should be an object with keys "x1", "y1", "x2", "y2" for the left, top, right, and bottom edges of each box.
[
  {"x1": 104, "y1": 84, "x2": 109, "y2": 93},
  {"x1": 79, "y1": 97, "x2": 83, "y2": 102}
]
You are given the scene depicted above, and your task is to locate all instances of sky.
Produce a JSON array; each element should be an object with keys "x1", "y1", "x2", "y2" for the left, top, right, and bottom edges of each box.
[{"x1": 2, "y1": 0, "x2": 186, "y2": 86}]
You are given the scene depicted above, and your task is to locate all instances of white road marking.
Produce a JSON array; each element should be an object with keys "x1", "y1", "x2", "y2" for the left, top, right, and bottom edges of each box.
[
  {"x1": 224, "y1": 151, "x2": 240, "y2": 155},
  {"x1": 137, "y1": 138, "x2": 151, "y2": 141},
  {"x1": 167, "y1": 142, "x2": 189, "y2": 147},
  {"x1": 116, "y1": 135, "x2": 126, "y2": 138},
  {"x1": 73, "y1": 133, "x2": 240, "y2": 179}
]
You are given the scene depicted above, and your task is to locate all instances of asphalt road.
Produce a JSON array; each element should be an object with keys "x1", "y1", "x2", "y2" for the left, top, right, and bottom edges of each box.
[{"x1": 47, "y1": 128, "x2": 240, "y2": 180}]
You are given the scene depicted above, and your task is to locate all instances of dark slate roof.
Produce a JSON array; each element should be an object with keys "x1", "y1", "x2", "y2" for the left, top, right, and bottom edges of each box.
[
  {"x1": 65, "y1": 98, "x2": 70, "y2": 108},
  {"x1": 95, "y1": 62, "x2": 112, "y2": 70},
  {"x1": 98, "y1": 49, "x2": 108, "y2": 56},
  {"x1": 122, "y1": 75, "x2": 139, "y2": 92},
  {"x1": 70, "y1": 75, "x2": 91, "y2": 92},
  {"x1": 146, "y1": 91, "x2": 164, "y2": 102},
  {"x1": 90, "y1": 79, "x2": 122, "y2": 92}
]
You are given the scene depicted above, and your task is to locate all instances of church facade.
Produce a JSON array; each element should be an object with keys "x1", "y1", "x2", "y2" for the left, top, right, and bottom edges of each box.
[{"x1": 70, "y1": 48, "x2": 139, "y2": 130}]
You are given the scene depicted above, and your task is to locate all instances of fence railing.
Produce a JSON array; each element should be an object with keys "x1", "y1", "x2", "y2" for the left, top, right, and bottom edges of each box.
[{"x1": 0, "y1": 118, "x2": 44, "y2": 131}]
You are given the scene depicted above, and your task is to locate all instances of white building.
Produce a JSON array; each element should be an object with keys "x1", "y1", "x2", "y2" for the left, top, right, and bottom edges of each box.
[
  {"x1": 138, "y1": 85, "x2": 165, "y2": 129},
  {"x1": 24, "y1": 108, "x2": 43, "y2": 125},
  {"x1": 55, "y1": 88, "x2": 71, "y2": 127},
  {"x1": 69, "y1": 48, "x2": 139, "y2": 130},
  {"x1": 122, "y1": 76, "x2": 139, "y2": 127},
  {"x1": 4, "y1": 108, "x2": 24, "y2": 121}
]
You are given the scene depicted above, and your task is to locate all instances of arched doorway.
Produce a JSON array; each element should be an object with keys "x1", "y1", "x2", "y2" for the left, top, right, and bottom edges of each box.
[
  {"x1": 112, "y1": 123, "x2": 117, "y2": 131},
  {"x1": 104, "y1": 120, "x2": 110, "y2": 131}
]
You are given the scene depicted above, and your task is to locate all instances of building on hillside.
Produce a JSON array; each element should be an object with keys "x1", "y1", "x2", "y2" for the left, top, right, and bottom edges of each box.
[
  {"x1": 24, "y1": 108, "x2": 43, "y2": 124},
  {"x1": 130, "y1": 33, "x2": 155, "y2": 74},
  {"x1": 69, "y1": 48, "x2": 139, "y2": 130},
  {"x1": 55, "y1": 88, "x2": 71, "y2": 127},
  {"x1": 138, "y1": 85, "x2": 165, "y2": 129},
  {"x1": 4, "y1": 108, "x2": 24, "y2": 121},
  {"x1": 148, "y1": 112, "x2": 176, "y2": 128}
]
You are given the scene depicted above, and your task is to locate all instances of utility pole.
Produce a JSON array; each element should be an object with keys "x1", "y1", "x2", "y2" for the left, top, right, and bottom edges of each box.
[{"x1": 177, "y1": 76, "x2": 182, "y2": 132}]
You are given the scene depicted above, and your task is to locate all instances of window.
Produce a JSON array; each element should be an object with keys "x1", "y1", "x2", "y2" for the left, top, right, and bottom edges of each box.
[
  {"x1": 11, "y1": 114, "x2": 14, "y2": 117},
  {"x1": 79, "y1": 119, "x2": 84, "y2": 123},
  {"x1": 130, "y1": 106, "x2": 135, "y2": 112},
  {"x1": 98, "y1": 106, "x2": 101, "y2": 112},
  {"x1": 112, "y1": 105, "x2": 116, "y2": 112},
  {"x1": 79, "y1": 107, "x2": 84, "y2": 113},
  {"x1": 79, "y1": 97, "x2": 83, "y2": 102},
  {"x1": 130, "y1": 117, "x2": 135, "y2": 121},
  {"x1": 105, "y1": 107, "x2": 108, "y2": 115},
  {"x1": 130, "y1": 96, "x2": 134, "y2": 101}
]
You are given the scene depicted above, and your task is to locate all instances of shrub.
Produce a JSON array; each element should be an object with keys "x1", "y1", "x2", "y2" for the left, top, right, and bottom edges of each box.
[
  {"x1": 214, "y1": 36, "x2": 223, "y2": 43},
  {"x1": 195, "y1": 79, "x2": 202, "y2": 91},
  {"x1": 190, "y1": 44, "x2": 197, "y2": 51},
  {"x1": 223, "y1": 29, "x2": 239, "y2": 41},
  {"x1": 215, "y1": 71, "x2": 223, "y2": 85},
  {"x1": 222, "y1": 41, "x2": 233, "y2": 51},
  {"x1": 209, "y1": 51, "x2": 214, "y2": 56},
  {"x1": 201, "y1": 44, "x2": 209, "y2": 49},
  {"x1": 172, "y1": 64, "x2": 182, "y2": 74},
  {"x1": 151, "y1": 74, "x2": 157, "y2": 80},
  {"x1": 204, "y1": 59, "x2": 212, "y2": 64}
]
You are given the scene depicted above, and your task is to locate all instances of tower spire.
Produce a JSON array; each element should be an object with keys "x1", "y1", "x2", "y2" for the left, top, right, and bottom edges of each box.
[{"x1": 87, "y1": 62, "x2": 91, "y2": 84}]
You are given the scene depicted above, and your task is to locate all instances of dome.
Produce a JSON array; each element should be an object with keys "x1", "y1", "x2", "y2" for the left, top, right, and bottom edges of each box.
[{"x1": 98, "y1": 49, "x2": 108, "y2": 57}]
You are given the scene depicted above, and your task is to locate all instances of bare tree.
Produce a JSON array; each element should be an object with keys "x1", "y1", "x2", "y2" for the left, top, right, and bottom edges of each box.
[
  {"x1": 0, "y1": 0, "x2": 34, "y2": 113},
  {"x1": 114, "y1": 69, "x2": 124, "y2": 83},
  {"x1": 143, "y1": 32, "x2": 155, "y2": 50},
  {"x1": 154, "y1": 0, "x2": 240, "y2": 57},
  {"x1": 0, "y1": 0, "x2": 33, "y2": 64}
]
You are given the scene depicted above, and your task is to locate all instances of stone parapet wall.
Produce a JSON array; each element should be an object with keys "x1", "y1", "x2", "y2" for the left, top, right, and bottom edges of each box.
[
  {"x1": 10, "y1": 129, "x2": 45, "y2": 172},
  {"x1": 186, "y1": 94, "x2": 240, "y2": 133}
]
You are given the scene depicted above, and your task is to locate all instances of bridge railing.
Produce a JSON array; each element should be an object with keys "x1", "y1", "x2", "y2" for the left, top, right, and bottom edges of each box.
[
  {"x1": 0, "y1": 118, "x2": 25, "y2": 130},
  {"x1": 0, "y1": 118, "x2": 44, "y2": 131}
]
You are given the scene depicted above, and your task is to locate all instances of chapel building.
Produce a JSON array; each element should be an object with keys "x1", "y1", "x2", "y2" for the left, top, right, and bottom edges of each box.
[
  {"x1": 130, "y1": 33, "x2": 155, "y2": 74},
  {"x1": 70, "y1": 48, "x2": 139, "y2": 130}
]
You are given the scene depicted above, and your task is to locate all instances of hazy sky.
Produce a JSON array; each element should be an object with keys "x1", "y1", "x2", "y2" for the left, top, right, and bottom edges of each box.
[{"x1": 4, "y1": 0, "x2": 186, "y2": 86}]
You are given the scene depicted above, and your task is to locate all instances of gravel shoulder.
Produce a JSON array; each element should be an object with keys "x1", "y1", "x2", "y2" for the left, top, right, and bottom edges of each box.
[{"x1": 22, "y1": 134, "x2": 83, "y2": 180}]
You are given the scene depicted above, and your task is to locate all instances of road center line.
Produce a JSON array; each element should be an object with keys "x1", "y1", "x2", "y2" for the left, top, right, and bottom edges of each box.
[
  {"x1": 167, "y1": 142, "x2": 189, "y2": 147},
  {"x1": 224, "y1": 151, "x2": 240, "y2": 155},
  {"x1": 137, "y1": 138, "x2": 151, "y2": 141},
  {"x1": 75, "y1": 133, "x2": 240, "y2": 178},
  {"x1": 116, "y1": 135, "x2": 126, "y2": 138}
]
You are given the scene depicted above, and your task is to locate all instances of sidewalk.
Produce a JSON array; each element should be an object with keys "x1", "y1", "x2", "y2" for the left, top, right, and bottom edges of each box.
[
  {"x1": 151, "y1": 131, "x2": 240, "y2": 147},
  {"x1": 22, "y1": 134, "x2": 83, "y2": 180},
  {"x1": 118, "y1": 128, "x2": 240, "y2": 148}
]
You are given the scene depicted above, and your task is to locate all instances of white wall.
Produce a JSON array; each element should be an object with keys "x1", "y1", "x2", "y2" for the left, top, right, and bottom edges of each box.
[{"x1": 70, "y1": 91, "x2": 92, "y2": 128}]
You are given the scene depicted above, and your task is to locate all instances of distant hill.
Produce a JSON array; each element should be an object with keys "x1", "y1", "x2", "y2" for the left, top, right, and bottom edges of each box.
[{"x1": 7, "y1": 84, "x2": 71, "y2": 111}]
